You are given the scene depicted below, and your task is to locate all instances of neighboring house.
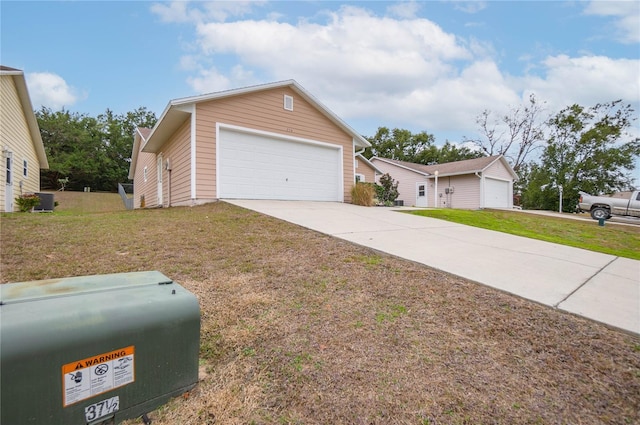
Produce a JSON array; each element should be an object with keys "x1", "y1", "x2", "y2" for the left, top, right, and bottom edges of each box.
[
  {"x1": 370, "y1": 155, "x2": 517, "y2": 209},
  {"x1": 354, "y1": 153, "x2": 382, "y2": 183},
  {"x1": 0, "y1": 66, "x2": 49, "y2": 212},
  {"x1": 129, "y1": 80, "x2": 371, "y2": 209}
]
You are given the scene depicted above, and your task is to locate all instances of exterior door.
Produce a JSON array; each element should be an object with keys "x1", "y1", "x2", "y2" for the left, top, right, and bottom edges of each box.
[
  {"x1": 5, "y1": 152, "x2": 13, "y2": 212},
  {"x1": 415, "y1": 182, "x2": 427, "y2": 207},
  {"x1": 157, "y1": 154, "x2": 163, "y2": 207}
]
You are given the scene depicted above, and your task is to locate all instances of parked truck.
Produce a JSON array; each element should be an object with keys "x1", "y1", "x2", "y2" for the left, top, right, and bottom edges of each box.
[{"x1": 578, "y1": 190, "x2": 640, "y2": 220}]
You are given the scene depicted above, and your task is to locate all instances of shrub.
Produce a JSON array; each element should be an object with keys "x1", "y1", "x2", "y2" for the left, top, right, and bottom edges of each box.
[
  {"x1": 351, "y1": 182, "x2": 375, "y2": 206},
  {"x1": 15, "y1": 193, "x2": 41, "y2": 212},
  {"x1": 377, "y1": 173, "x2": 399, "y2": 204}
]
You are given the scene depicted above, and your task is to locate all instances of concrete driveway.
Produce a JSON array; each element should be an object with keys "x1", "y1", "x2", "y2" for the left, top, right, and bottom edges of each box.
[{"x1": 227, "y1": 200, "x2": 640, "y2": 335}]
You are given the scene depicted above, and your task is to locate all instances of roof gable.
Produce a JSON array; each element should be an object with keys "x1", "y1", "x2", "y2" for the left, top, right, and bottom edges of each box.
[
  {"x1": 128, "y1": 127, "x2": 152, "y2": 179},
  {"x1": 142, "y1": 80, "x2": 370, "y2": 153},
  {"x1": 371, "y1": 155, "x2": 517, "y2": 179},
  {"x1": 0, "y1": 66, "x2": 49, "y2": 169}
]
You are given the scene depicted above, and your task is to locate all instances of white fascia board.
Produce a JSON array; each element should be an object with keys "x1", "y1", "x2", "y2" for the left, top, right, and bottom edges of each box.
[{"x1": 371, "y1": 157, "x2": 430, "y2": 177}]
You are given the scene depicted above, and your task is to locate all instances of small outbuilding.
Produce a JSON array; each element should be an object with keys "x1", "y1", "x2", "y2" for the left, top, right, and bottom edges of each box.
[
  {"x1": 129, "y1": 80, "x2": 371, "y2": 208},
  {"x1": 370, "y1": 155, "x2": 517, "y2": 209}
]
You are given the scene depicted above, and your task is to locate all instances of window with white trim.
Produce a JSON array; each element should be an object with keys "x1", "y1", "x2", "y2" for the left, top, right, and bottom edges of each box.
[
  {"x1": 143, "y1": 166, "x2": 148, "y2": 182},
  {"x1": 23, "y1": 159, "x2": 28, "y2": 178},
  {"x1": 284, "y1": 95, "x2": 293, "y2": 111},
  {"x1": 355, "y1": 173, "x2": 365, "y2": 183}
]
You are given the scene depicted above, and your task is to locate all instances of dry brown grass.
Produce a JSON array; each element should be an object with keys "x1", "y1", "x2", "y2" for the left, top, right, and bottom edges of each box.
[{"x1": 1, "y1": 199, "x2": 639, "y2": 424}]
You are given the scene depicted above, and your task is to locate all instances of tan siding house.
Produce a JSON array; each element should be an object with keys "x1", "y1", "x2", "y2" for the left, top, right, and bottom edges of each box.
[
  {"x1": 129, "y1": 81, "x2": 370, "y2": 208},
  {"x1": 371, "y1": 155, "x2": 517, "y2": 209},
  {"x1": 354, "y1": 154, "x2": 381, "y2": 183},
  {"x1": 0, "y1": 66, "x2": 49, "y2": 212}
]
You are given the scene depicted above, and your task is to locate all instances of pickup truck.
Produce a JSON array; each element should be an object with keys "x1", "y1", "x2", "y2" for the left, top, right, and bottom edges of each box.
[{"x1": 578, "y1": 190, "x2": 640, "y2": 220}]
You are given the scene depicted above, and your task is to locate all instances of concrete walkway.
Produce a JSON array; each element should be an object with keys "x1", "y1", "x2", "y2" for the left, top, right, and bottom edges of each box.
[{"x1": 227, "y1": 200, "x2": 640, "y2": 335}]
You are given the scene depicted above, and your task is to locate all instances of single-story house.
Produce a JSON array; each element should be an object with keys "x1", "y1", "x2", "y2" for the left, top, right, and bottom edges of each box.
[
  {"x1": 370, "y1": 155, "x2": 517, "y2": 209},
  {"x1": 355, "y1": 153, "x2": 382, "y2": 183},
  {"x1": 129, "y1": 80, "x2": 371, "y2": 208},
  {"x1": 0, "y1": 66, "x2": 49, "y2": 212}
]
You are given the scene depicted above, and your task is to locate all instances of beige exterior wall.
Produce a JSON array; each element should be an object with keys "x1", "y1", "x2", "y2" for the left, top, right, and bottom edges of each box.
[
  {"x1": 485, "y1": 159, "x2": 514, "y2": 180},
  {"x1": 355, "y1": 158, "x2": 376, "y2": 183},
  {"x1": 195, "y1": 87, "x2": 355, "y2": 202},
  {"x1": 0, "y1": 76, "x2": 41, "y2": 212},
  {"x1": 372, "y1": 159, "x2": 428, "y2": 207},
  {"x1": 132, "y1": 148, "x2": 158, "y2": 209},
  {"x1": 432, "y1": 174, "x2": 480, "y2": 209},
  {"x1": 160, "y1": 119, "x2": 191, "y2": 207}
]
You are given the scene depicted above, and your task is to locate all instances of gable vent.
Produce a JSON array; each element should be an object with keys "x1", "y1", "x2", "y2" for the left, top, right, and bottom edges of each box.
[{"x1": 284, "y1": 95, "x2": 293, "y2": 111}]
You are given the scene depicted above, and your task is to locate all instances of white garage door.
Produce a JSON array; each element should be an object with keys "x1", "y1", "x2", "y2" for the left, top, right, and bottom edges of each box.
[
  {"x1": 218, "y1": 128, "x2": 342, "y2": 201},
  {"x1": 484, "y1": 178, "x2": 510, "y2": 208}
]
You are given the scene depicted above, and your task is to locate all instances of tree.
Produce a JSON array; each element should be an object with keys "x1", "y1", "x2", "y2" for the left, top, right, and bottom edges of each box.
[
  {"x1": 38, "y1": 106, "x2": 157, "y2": 191},
  {"x1": 363, "y1": 127, "x2": 483, "y2": 164},
  {"x1": 521, "y1": 100, "x2": 640, "y2": 211},
  {"x1": 464, "y1": 94, "x2": 547, "y2": 174},
  {"x1": 375, "y1": 173, "x2": 399, "y2": 205},
  {"x1": 364, "y1": 127, "x2": 435, "y2": 162},
  {"x1": 38, "y1": 107, "x2": 103, "y2": 191}
]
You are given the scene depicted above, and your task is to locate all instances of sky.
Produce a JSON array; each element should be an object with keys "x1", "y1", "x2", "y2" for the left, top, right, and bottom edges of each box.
[{"x1": 2, "y1": 0, "x2": 639, "y2": 180}]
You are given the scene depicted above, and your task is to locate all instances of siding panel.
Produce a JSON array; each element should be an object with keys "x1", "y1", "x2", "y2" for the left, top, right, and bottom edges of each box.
[
  {"x1": 195, "y1": 87, "x2": 354, "y2": 202},
  {"x1": 372, "y1": 159, "x2": 428, "y2": 207},
  {"x1": 0, "y1": 76, "x2": 41, "y2": 211}
]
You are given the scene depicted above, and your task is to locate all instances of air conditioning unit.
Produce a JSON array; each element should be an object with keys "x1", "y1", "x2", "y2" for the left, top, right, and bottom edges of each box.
[{"x1": 1, "y1": 271, "x2": 200, "y2": 425}]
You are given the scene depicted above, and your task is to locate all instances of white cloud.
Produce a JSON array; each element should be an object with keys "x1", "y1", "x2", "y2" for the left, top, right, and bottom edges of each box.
[
  {"x1": 26, "y1": 72, "x2": 80, "y2": 110},
  {"x1": 386, "y1": 1, "x2": 421, "y2": 19},
  {"x1": 519, "y1": 55, "x2": 640, "y2": 113},
  {"x1": 150, "y1": 1, "x2": 202, "y2": 23},
  {"x1": 583, "y1": 0, "x2": 640, "y2": 43},
  {"x1": 186, "y1": 64, "x2": 255, "y2": 93},
  {"x1": 155, "y1": 3, "x2": 639, "y2": 142},
  {"x1": 151, "y1": 0, "x2": 264, "y2": 24},
  {"x1": 450, "y1": 1, "x2": 487, "y2": 14}
]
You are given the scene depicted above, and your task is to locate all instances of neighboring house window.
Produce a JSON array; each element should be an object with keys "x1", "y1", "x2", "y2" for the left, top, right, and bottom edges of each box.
[
  {"x1": 355, "y1": 173, "x2": 365, "y2": 183},
  {"x1": 23, "y1": 159, "x2": 28, "y2": 178},
  {"x1": 284, "y1": 95, "x2": 293, "y2": 111},
  {"x1": 143, "y1": 166, "x2": 148, "y2": 182}
]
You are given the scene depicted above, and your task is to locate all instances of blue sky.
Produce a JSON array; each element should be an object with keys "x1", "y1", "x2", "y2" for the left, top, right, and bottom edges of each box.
[{"x1": 2, "y1": 1, "x2": 639, "y2": 180}]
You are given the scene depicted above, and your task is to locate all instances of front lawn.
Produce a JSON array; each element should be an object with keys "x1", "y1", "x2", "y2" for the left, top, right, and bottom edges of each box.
[
  {"x1": 1, "y1": 197, "x2": 639, "y2": 424},
  {"x1": 407, "y1": 208, "x2": 640, "y2": 260}
]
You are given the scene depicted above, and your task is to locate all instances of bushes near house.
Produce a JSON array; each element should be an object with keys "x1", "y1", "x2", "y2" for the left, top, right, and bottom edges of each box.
[
  {"x1": 376, "y1": 173, "x2": 399, "y2": 206},
  {"x1": 15, "y1": 193, "x2": 41, "y2": 212},
  {"x1": 351, "y1": 182, "x2": 376, "y2": 206}
]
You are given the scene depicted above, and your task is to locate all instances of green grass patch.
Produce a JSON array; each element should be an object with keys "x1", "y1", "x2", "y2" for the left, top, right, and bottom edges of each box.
[{"x1": 406, "y1": 209, "x2": 640, "y2": 260}]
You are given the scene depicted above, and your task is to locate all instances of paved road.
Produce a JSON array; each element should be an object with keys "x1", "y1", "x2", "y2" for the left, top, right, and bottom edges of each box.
[{"x1": 227, "y1": 200, "x2": 640, "y2": 335}]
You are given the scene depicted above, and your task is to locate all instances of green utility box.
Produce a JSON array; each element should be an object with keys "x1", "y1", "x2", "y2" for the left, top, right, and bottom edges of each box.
[{"x1": 0, "y1": 271, "x2": 200, "y2": 425}]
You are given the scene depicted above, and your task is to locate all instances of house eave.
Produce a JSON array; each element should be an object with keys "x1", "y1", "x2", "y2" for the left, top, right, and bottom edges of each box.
[
  {"x1": 144, "y1": 80, "x2": 370, "y2": 153},
  {"x1": 1, "y1": 68, "x2": 49, "y2": 169}
]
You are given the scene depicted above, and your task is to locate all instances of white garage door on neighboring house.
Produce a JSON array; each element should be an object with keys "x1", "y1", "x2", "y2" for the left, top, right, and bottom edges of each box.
[
  {"x1": 218, "y1": 128, "x2": 343, "y2": 201},
  {"x1": 484, "y1": 178, "x2": 510, "y2": 208}
]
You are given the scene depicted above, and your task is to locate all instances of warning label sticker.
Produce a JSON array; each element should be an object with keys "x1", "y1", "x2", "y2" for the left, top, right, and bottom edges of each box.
[{"x1": 62, "y1": 346, "x2": 135, "y2": 407}]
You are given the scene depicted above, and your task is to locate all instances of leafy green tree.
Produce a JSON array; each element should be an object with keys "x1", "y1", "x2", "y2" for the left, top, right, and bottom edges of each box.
[
  {"x1": 364, "y1": 127, "x2": 435, "y2": 161},
  {"x1": 38, "y1": 106, "x2": 157, "y2": 191},
  {"x1": 363, "y1": 127, "x2": 483, "y2": 164},
  {"x1": 375, "y1": 173, "x2": 399, "y2": 205},
  {"x1": 38, "y1": 107, "x2": 103, "y2": 191},
  {"x1": 521, "y1": 100, "x2": 640, "y2": 211}
]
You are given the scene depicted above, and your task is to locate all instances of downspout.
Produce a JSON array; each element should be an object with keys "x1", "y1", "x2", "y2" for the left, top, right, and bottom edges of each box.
[{"x1": 475, "y1": 171, "x2": 483, "y2": 209}]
